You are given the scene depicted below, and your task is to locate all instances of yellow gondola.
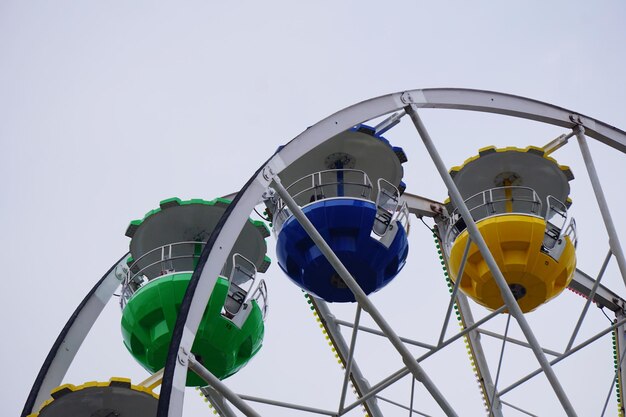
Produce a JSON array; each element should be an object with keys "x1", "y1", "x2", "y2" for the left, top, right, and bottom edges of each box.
[{"x1": 441, "y1": 146, "x2": 577, "y2": 313}]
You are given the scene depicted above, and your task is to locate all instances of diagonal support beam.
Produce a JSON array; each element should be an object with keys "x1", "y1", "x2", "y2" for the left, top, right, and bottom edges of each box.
[
  {"x1": 311, "y1": 299, "x2": 384, "y2": 417},
  {"x1": 198, "y1": 386, "x2": 239, "y2": 417},
  {"x1": 188, "y1": 354, "x2": 261, "y2": 417},
  {"x1": 575, "y1": 126, "x2": 626, "y2": 288},
  {"x1": 407, "y1": 104, "x2": 578, "y2": 417}
]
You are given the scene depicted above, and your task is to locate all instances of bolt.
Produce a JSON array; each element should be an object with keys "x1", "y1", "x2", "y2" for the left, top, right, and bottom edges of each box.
[{"x1": 400, "y1": 91, "x2": 413, "y2": 104}]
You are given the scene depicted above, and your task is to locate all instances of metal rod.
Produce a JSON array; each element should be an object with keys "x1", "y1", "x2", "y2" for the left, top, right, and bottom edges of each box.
[
  {"x1": 575, "y1": 126, "x2": 626, "y2": 287},
  {"x1": 338, "y1": 305, "x2": 362, "y2": 413},
  {"x1": 374, "y1": 110, "x2": 406, "y2": 136},
  {"x1": 335, "y1": 319, "x2": 436, "y2": 350},
  {"x1": 601, "y1": 343, "x2": 626, "y2": 417},
  {"x1": 499, "y1": 317, "x2": 626, "y2": 396},
  {"x1": 187, "y1": 355, "x2": 261, "y2": 417},
  {"x1": 139, "y1": 368, "x2": 164, "y2": 390},
  {"x1": 542, "y1": 131, "x2": 576, "y2": 156},
  {"x1": 408, "y1": 104, "x2": 578, "y2": 417},
  {"x1": 477, "y1": 329, "x2": 561, "y2": 357},
  {"x1": 409, "y1": 377, "x2": 416, "y2": 417},
  {"x1": 455, "y1": 294, "x2": 503, "y2": 416},
  {"x1": 313, "y1": 299, "x2": 384, "y2": 417},
  {"x1": 614, "y1": 309, "x2": 626, "y2": 417},
  {"x1": 238, "y1": 394, "x2": 338, "y2": 416},
  {"x1": 488, "y1": 314, "x2": 511, "y2": 417},
  {"x1": 499, "y1": 400, "x2": 540, "y2": 417},
  {"x1": 376, "y1": 395, "x2": 432, "y2": 417},
  {"x1": 438, "y1": 237, "x2": 471, "y2": 346},
  {"x1": 438, "y1": 226, "x2": 501, "y2": 415},
  {"x1": 199, "y1": 386, "x2": 239, "y2": 417},
  {"x1": 566, "y1": 249, "x2": 612, "y2": 352},
  {"x1": 341, "y1": 305, "x2": 506, "y2": 414},
  {"x1": 272, "y1": 175, "x2": 459, "y2": 416}
]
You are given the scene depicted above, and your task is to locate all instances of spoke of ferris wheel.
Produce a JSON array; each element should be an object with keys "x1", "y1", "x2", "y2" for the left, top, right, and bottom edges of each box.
[
  {"x1": 334, "y1": 320, "x2": 436, "y2": 350},
  {"x1": 376, "y1": 394, "x2": 432, "y2": 417},
  {"x1": 499, "y1": 316, "x2": 626, "y2": 396},
  {"x1": 454, "y1": 293, "x2": 503, "y2": 416},
  {"x1": 600, "y1": 343, "x2": 626, "y2": 417},
  {"x1": 476, "y1": 329, "x2": 561, "y2": 357},
  {"x1": 313, "y1": 299, "x2": 384, "y2": 417},
  {"x1": 187, "y1": 354, "x2": 261, "y2": 417},
  {"x1": 236, "y1": 394, "x2": 338, "y2": 416},
  {"x1": 340, "y1": 305, "x2": 506, "y2": 415},
  {"x1": 271, "y1": 174, "x2": 459, "y2": 416},
  {"x1": 338, "y1": 305, "x2": 362, "y2": 414},
  {"x1": 436, "y1": 228, "x2": 501, "y2": 415},
  {"x1": 575, "y1": 126, "x2": 626, "y2": 288},
  {"x1": 566, "y1": 249, "x2": 613, "y2": 352},
  {"x1": 198, "y1": 386, "x2": 238, "y2": 417},
  {"x1": 408, "y1": 104, "x2": 578, "y2": 417},
  {"x1": 498, "y1": 400, "x2": 540, "y2": 417},
  {"x1": 437, "y1": 237, "x2": 471, "y2": 347},
  {"x1": 488, "y1": 314, "x2": 511, "y2": 417}
]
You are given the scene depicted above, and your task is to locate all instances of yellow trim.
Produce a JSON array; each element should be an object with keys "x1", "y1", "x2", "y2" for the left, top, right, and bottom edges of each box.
[
  {"x1": 449, "y1": 145, "x2": 573, "y2": 181},
  {"x1": 28, "y1": 377, "x2": 159, "y2": 416}
]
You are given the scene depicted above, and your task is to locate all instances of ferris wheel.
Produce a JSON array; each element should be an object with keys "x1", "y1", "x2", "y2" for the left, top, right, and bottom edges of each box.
[{"x1": 21, "y1": 89, "x2": 626, "y2": 417}]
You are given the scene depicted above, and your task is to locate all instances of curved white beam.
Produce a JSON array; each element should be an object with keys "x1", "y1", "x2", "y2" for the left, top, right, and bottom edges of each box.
[{"x1": 22, "y1": 254, "x2": 128, "y2": 416}]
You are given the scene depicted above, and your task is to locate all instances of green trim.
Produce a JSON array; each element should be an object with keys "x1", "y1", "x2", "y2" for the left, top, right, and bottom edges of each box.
[
  {"x1": 125, "y1": 197, "x2": 268, "y2": 241},
  {"x1": 251, "y1": 219, "x2": 271, "y2": 238},
  {"x1": 258, "y1": 255, "x2": 272, "y2": 273}
]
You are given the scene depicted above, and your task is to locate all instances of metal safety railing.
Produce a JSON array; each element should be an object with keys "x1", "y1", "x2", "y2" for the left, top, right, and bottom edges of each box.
[
  {"x1": 443, "y1": 186, "x2": 576, "y2": 255},
  {"x1": 273, "y1": 169, "x2": 373, "y2": 231},
  {"x1": 120, "y1": 243, "x2": 269, "y2": 320},
  {"x1": 120, "y1": 241, "x2": 207, "y2": 308},
  {"x1": 445, "y1": 186, "x2": 542, "y2": 245}
]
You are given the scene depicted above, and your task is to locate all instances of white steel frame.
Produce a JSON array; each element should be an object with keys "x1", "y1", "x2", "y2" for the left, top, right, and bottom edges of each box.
[{"x1": 22, "y1": 89, "x2": 626, "y2": 417}]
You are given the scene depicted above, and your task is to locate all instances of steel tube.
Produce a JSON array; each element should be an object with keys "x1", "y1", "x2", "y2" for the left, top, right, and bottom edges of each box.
[
  {"x1": 438, "y1": 238, "x2": 471, "y2": 346},
  {"x1": 199, "y1": 386, "x2": 238, "y2": 417},
  {"x1": 565, "y1": 250, "x2": 612, "y2": 352},
  {"x1": 335, "y1": 319, "x2": 437, "y2": 349},
  {"x1": 477, "y1": 329, "x2": 561, "y2": 357},
  {"x1": 376, "y1": 395, "x2": 432, "y2": 417},
  {"x1": 575, "y1": 126, "x2": 626, "y2": 288},
  {"x1": 314, "y1": 300, "x2": 384, "y2": 417},
  {"x1": 614, "y1": 309, "x2": 626, "y2": 417},
  {"x1": 272, "y1": 176, "x2": 459, "y2": 416},
  {"x1": 335, "y1": 319, "x2": 435, "y2": 350},
  {"x1": 499, "y1": 400, "x2": 539, "y2": 417},
  {"x1": 341, "y1": 305, "x2": 506, "y2": 414},
  {"x1": 499, "y1": 317, "x2": 626, "y2": 396},
  {"x1": 408, "y1": 104, "x2": 578, "y2": 417},
  {"x1": 456, "y1": 294, "x2": 503, "y2": 416},
  {"x1": 238, "y1": 394, "x2": 338, "y2": 416},
  {"x1": 338, "y1": 306, "x2": 362, "y2": 413},
  {"x1": 188, "y1": 355, "x2": 261, "y2": 417}
]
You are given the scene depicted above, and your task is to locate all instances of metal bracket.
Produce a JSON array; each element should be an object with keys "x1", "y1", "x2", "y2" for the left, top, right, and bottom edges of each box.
[
  {"x1": 177, "y1": 347, "x2": 189, "y2": 366},
  {"x1": 262, "y1": 165, "x2": 275, "y2": 182},
  {"x1": 569, "y1": 114, "x2": 583, "y2": 125},
  {"x1": 401, "y1": 91, "x2": 414, "y2": 104}
]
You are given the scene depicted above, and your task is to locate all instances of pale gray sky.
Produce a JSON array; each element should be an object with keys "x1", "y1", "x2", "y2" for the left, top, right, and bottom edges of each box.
[{"x1": 2, "y1": 2, "x2": 626, "y2": 416}]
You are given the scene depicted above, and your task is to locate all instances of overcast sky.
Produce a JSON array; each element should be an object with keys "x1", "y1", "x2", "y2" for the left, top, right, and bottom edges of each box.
[{"x1": 2, "y1": 2, "x2": 626, "y2": 416}]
